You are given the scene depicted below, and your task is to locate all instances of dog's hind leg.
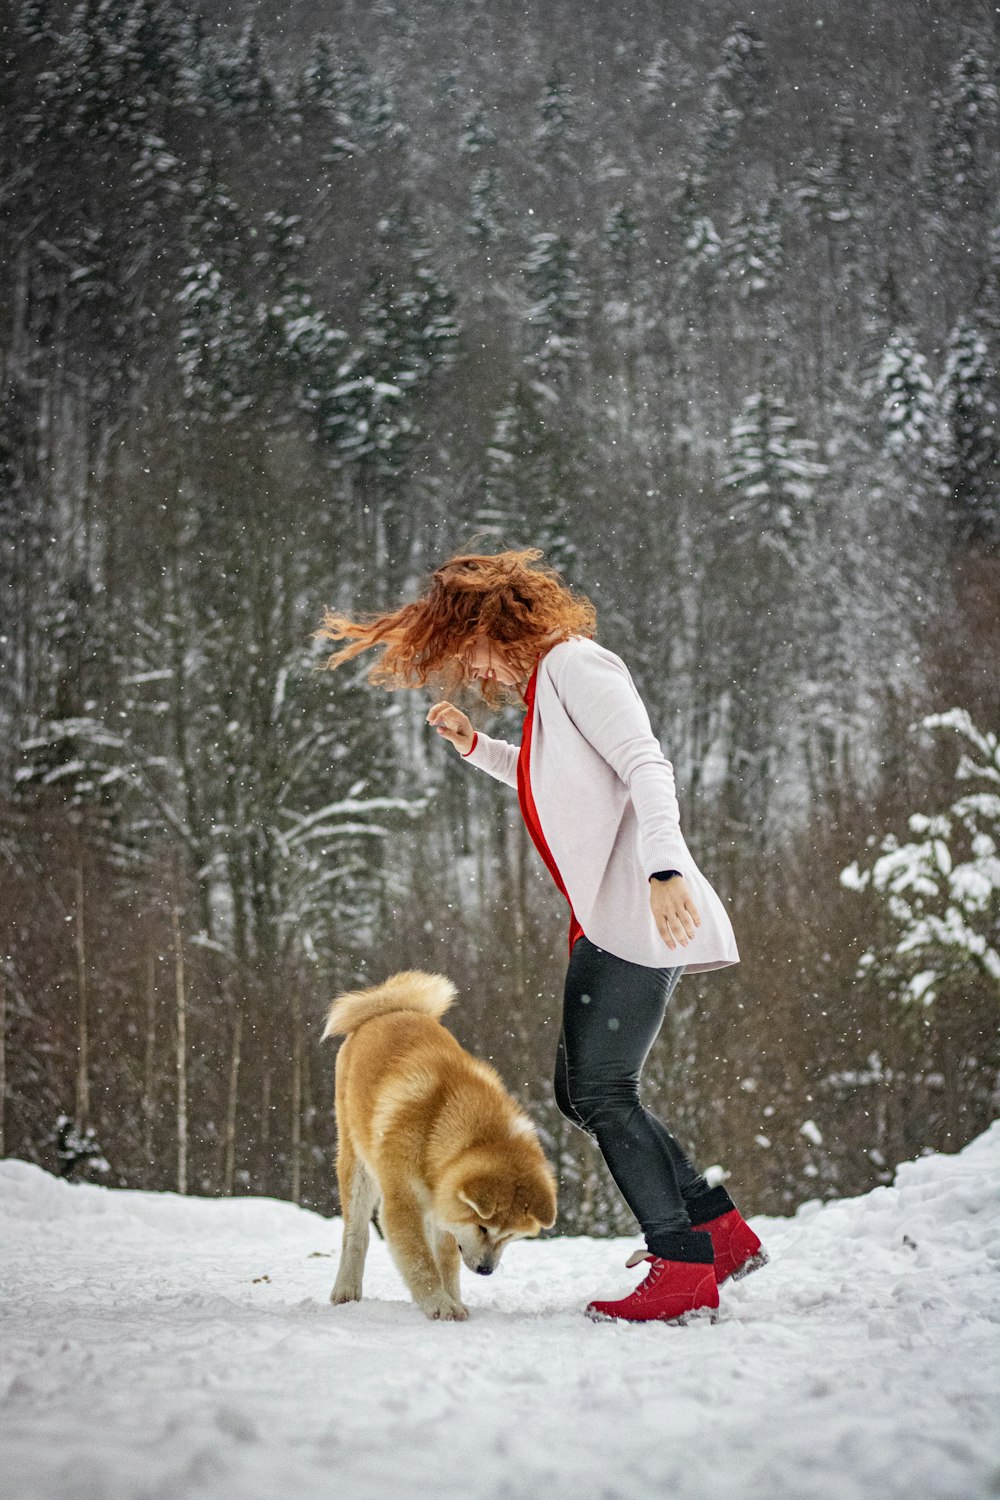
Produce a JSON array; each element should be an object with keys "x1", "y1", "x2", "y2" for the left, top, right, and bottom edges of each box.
[{"x1": 331, "y1": 1135, "x2": 379, "y2": 1305}]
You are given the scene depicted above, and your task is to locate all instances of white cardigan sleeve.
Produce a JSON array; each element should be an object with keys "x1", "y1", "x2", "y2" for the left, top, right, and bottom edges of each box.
[
  {"x1": 460, "y1": 730, "x2": 519, "y2": 789},
  {"x1": 552, "y1": 646, "x2": 689, "y2": 877}
]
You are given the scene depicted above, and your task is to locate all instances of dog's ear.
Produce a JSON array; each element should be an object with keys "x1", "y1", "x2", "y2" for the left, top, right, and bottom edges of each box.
[
  {"x1": 535, "y1": 1189, "x2": 558, "y2": 1230},
  {"x1": 459, "y1": 1181, "x2": 497, "y2": 1222},
  {"x1": 524, "y1": 1178, "x2": 557, "y2": 1230}
]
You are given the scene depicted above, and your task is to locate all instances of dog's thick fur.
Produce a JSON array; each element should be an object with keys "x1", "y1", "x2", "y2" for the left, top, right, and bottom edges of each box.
[{"x1": 323, "y1": 970, "x2": 557, "y2": 1321}]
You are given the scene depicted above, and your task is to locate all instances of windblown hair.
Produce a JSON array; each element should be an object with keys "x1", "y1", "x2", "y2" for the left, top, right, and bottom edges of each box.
[{"x1": 315, "y1": 548, "x2": 597, "y2": 706}]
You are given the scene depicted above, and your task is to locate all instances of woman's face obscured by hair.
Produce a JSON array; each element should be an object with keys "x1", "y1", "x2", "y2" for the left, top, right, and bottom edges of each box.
[{"x1": 458, "y1": 637, "x2": 524, "y2": 688}]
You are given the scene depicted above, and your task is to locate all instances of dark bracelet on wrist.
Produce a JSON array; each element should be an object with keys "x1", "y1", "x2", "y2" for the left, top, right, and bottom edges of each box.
[{"x1": 649, "y1": 870, "x2": 682, "y2": 882}]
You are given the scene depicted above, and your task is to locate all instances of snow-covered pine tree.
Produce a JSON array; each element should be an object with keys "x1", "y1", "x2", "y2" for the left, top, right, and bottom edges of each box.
[
  {"x1": 935, "y1": 316, "x2": 1000, "y2": 545},
  {"x1": 170, "y1": 7, "x2": 210, "y2": 109},
  {"x1": 319, "y1": 213, "x2": 457, "y2": 573},
  {"x1": 721, "y1": 388, "x2": 828, "y2": 838},
  {"x1": 600, "y1": 201, "x2": 645, "y2": 335},
  {"x1": 294, "y1": 32, "x2": 340, "y2": 111},
  {"x1": 291, "y1": 36, "x2": 375, "y2": 162},
  {"x1": 17, "y1": 0, "x2": 53, "y2": 43},
  {"x1": 375, "y1": 202, "x2": 460, "y2": 387},
  {"x1": 929, "y1": 41, "x2": 999, "y2": 221},
  {"x1": 790, "y1": 96, "x2": 859, "y2": 236},
  {"x1": 119, "y1": 0, "x2": 188, "y2": 103},
  {"x1": 534, "y1": 64, "x2": 577, "y2": 167},
  {"x1": 723, "y1": 390, "x2": 828, "y2": 547},
  {"x1": 459, "y1": 103, "x2": 497, "y2": 155},
  {"x1": 825, "y1": 96, "x2": 862, "y2": 228},
  {"x1": 722, "y1": 385, "x2": 828, "y2": 614},
  {"x1": 520, "y1": 230, "x2": 588, "y2": 390},
  {"x1": 476, "y1": 392, "x2": 531, "y2": 546},
  {"x1": 713, "y1": 23, "x2": 767, "y2": 111},
  {"x1": 252, "y1": 208, "x2": 347, "y2": 413},
  {"x1": 324, "y1": 56, "x2": 407, "y2": 160},
  {"x1": 640, "y1": 38, "x2": 693, "y2": 101},
  {"x1": 678, "y1": 212, "x2": 722, "y2": 289},
  {"x1": 788, "y1": 148, "x2": 827, "y2": 225},
  {"x1": 320, "y1": 270, "x2": 411, "y2": 482},
  {"x1": 176, "y1": 161, "x2": 255, "y2": 424},
  {"x1": 700, "y1": 24, "x2": 766, "y2": 161},
  {"x1": 466, "y1": 167, "x2": 504, "y2": 243},
  {"x1": 475, "y1": 382, "x2": 577, "y2": 579},
  {"x1": 840, "y1": 709, "x2": 1000, "y2": 1006},
  {"x1": 674, "y1": 25, "x2": 766, "y2": 249},
  {"x1": 872, "y1": 330, "x2": 941, "y2": 470},
  {"x1": 602, "y1": 202, "x2": 639, "y2": 292},
  {"x1": 974, "y1": 224, "x2": 1000, "y2": 335},
  {"x1": 205, "y1": 20, "x2": 274, "y2": 115},
  {"x1": 599, "y1": 202, "x2": 652, "y2": 377},
  {"x1": 723, "y1": 198, "x2": 783, "y2": 299},
  {"x1": 34, "y1": 0, "x2": 137, "y2": 144}
]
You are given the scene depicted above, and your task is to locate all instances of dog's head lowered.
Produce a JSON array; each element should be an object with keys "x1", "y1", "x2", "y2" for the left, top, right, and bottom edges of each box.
[{"x1": 434, "y1": 1143, "x2": 558, "y2": 1276}]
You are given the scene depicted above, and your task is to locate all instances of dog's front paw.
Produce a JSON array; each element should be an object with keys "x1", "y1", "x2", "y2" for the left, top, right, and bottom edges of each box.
[
  {"x1": 419, "y1": 1290, "x2": 469, "y2": 1322},
  {"x1": 330, "y1": 1278, "x2": 362, "y2": 1305}
]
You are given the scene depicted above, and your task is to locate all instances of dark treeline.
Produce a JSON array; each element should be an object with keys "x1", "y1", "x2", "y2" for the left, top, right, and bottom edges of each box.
[{"x1": 1, "y1": 0, "x2": 998, "y2": 1230}]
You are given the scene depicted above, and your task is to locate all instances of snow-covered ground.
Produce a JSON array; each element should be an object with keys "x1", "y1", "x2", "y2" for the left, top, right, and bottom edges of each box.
[{"x1": 2, "y1": 1127, "x2": 999, "y2": 1500}]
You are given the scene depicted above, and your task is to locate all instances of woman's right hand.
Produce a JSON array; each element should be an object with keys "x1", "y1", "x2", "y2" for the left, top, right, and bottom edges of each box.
[{"x1": 426, "y1": 701, "x2": 475, "y2": 755}]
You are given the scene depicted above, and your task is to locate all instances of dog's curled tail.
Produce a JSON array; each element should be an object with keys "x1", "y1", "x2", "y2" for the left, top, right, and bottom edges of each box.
[{"x1": 321, "y1": 970, "x2": 456, "y2": 1040}]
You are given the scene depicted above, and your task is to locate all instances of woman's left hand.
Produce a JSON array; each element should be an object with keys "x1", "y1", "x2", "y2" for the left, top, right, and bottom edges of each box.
[{"x1": 649, "y1": 876, "x2": 701, "y2": 952}]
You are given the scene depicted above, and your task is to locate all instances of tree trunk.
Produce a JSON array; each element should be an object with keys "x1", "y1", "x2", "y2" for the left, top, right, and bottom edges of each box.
[
  {"x1": 142, "y1": 949, "x2": 157, "y2": 1170},
  {"x1": 290, "y1": 989, "x2": 303, "y2": 1205},
  {"x1": 224, "y1": 1008, "x2": 243, "y2": 1196},
  {"x1": 172, "y1": 903, "x2": 188, "y2": 1195},
  {"x1": 301, "y1": 1039, "x2": 314, "y2": 1207},
  {"x1": 74, "y1": 856, "x2": 89, "y2": 1132},
  {"x1": 0, "y1": 968, "x2": 6, "y2": 1157}
]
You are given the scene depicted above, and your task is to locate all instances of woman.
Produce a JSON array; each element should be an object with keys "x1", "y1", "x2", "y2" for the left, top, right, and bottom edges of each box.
[{"x1": 317, "y1": 549, "x2": 765, "y2": 1323}]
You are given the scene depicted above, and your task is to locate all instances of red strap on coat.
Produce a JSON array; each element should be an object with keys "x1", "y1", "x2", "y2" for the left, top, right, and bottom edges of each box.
[{"x1": 518, "y1": 662, "x2": 584, "y2": 956}]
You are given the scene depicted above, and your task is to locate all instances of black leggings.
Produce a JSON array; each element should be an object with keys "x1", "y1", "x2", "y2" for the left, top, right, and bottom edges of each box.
[{"x1": 554, "y1": 934, "x2": 722, "y2": 1255}]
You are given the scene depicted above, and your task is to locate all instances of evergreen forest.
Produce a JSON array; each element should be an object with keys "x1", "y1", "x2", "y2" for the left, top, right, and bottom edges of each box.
[{"x1": 1, "y1": 0, "x2": 998, "y2": 1232}]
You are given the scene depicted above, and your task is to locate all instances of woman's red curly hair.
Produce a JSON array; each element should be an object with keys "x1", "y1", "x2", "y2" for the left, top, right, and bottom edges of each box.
[{"x1": 315, "y1": 548, "x2": 597, "y2": 706}]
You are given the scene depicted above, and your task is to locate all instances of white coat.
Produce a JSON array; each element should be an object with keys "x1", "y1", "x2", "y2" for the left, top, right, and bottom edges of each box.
[{"x1": 462, "y1": 635, "x2": 740, "y2": 973}]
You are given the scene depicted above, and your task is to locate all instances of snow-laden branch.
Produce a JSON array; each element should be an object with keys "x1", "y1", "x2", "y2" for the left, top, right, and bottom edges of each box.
[
  {"x1": 279, "y1": 794, "x2": 427, "y2": 844},
  {"x1": 839, "y1": 708, "x2": 1000, "y2": 1005}
]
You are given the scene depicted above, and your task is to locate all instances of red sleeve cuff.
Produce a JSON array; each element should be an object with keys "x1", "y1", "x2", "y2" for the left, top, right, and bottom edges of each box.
[{"x1": 461, "y1": 731, "x2": 479, "y2": 758}]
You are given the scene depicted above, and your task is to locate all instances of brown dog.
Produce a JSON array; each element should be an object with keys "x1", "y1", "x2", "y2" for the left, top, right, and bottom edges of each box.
[{"x1": 322, "y1": 971, "x2": 557, "y2": 1321}]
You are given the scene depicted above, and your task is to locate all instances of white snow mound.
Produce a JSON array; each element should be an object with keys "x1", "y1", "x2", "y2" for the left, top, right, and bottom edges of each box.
[{"x1": 1, "y1": 1124, "x2": 999, "y2": 1500}]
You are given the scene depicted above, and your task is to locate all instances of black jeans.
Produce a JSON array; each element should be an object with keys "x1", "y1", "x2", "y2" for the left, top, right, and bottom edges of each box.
[{"x1": 554, "y1": 934, "x2": 730, "y2": 1259}]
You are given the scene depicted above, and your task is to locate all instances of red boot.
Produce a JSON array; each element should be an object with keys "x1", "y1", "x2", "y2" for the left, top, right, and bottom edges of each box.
[
  {"x1": 587, "y1": 1250, "x2": 719, "y2": 1324},
  {"x1": 696, "y1": 1209, "x2": 767, "y2": 1285}
]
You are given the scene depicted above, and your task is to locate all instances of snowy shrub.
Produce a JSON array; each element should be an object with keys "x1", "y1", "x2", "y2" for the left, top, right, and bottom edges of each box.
[{"x1": 840, "y1": 709, "x2": 1000, "y2": 1005}]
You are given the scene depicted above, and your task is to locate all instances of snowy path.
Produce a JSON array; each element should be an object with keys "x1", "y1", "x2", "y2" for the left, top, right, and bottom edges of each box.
[{"x1": 2, "y1": 1128, "x2": 999, "y2": 1500}]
